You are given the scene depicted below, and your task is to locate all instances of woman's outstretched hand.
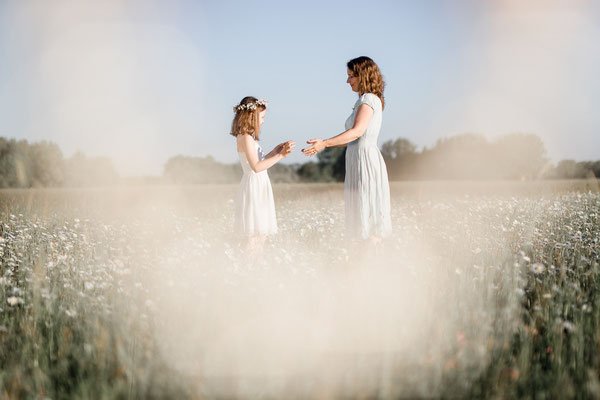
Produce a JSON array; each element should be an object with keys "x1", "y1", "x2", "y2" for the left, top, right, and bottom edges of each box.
[{"x1": 302, "y1": 139, "x2": 325, "y2": 157}]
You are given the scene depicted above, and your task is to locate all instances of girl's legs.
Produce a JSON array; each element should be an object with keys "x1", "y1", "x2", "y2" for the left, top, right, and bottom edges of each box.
[
  {"x1": 368, "y1": 235, "x2": 383, "y2": 246},
  {"x1": 245, "y1": 234, "x2": 266, "y2": 261},
  {"x1": 368, "y1": 235, "x2": 384, "y2": 256}
]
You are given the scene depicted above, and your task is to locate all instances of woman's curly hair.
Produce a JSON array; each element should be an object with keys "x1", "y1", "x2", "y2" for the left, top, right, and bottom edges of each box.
[
  {"x1": 230, "y1": 96, "x2": 267, "y2": 140},
  {"x1": 347, "y1": 56, "x2": 385, "y2": 109}
]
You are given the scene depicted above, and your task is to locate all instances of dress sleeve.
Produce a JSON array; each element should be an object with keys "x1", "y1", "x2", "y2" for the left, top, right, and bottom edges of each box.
[
  {"x1": 357, "y1": 93, "x2": 381, "y2": 111},
  {"x1": 257, "y1": 143, "x2": 265, "y2": 161}
]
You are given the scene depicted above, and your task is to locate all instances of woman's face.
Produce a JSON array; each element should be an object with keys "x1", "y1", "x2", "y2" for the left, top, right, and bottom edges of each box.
[
  {"x1": 259, "y1": 110, "x2": 266, "y2": 126},
  {"x1": 347, "y1": 68, "x2": 359, "y2": 92}
]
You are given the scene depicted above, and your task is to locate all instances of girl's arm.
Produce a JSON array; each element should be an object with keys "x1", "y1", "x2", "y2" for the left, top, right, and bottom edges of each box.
[
  {"x1": 265, "y1": 143, "x2": 283, "y2": 158},
  {"x1": 265, "y1": 140, "x2": 296, "y2": 158},
  {"x1": 264, "y1": 145, "x2": 279, "y2": 159},
  {"x1": 302, "y1": 104, "x2": 373, "y2": 155},
  {"x1": 239, "y1": 135, "x2": 291, "y2": 173}
]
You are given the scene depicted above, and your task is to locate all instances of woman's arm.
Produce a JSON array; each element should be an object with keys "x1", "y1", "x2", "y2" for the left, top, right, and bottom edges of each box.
[{"x1": 302, "y1": 104, "x2": 373, "y2": 156}]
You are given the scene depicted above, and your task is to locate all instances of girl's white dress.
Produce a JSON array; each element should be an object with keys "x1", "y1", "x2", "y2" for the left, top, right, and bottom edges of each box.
[
  {"x1": 344, "y1": 93, "x2": 392, "y2": 239},
  {"x1": 235, "y1": 139, "x2": 278, "y2": 236}
]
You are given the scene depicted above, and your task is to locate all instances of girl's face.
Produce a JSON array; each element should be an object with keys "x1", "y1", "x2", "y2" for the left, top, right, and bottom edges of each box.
[
  {"x1": 347, "y1": 68, "x2": 359, "y2": 92},
  {"x1": 259, "y1": 110, "x2": 266, "y2": 126}
]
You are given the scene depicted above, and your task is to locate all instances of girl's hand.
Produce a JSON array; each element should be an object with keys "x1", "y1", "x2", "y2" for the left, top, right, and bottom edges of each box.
[
  {"x1": 272, "y1": 143, "x2": 283, "y2": 154},
  {"x1": 302, "y1": 139, "x2": 325, "y2": 157},
  {"x1": 279, "y1": 141, "x2": 296, "y2": 157}
]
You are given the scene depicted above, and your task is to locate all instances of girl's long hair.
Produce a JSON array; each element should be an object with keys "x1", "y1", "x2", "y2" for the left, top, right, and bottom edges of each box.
[
  {"x1": 347, "y1": 56, "x2": 385, "y2": 109},
  {"x1": 230, "y1": 96, "x2": 266, "y2": 140}
]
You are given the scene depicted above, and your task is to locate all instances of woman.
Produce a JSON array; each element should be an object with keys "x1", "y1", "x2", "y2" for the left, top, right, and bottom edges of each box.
[{"x1": 302, "y1": 56, "x2": 391, "y2": 242}]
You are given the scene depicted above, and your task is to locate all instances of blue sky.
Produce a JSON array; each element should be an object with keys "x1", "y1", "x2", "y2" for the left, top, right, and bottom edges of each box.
[{"x1": 1, "y1": 0, "x2": 599, "y2": 175}]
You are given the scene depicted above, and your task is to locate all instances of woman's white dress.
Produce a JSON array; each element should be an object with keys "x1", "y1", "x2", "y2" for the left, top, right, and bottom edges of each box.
[
  {"x1": 344, "y1": 93, "x2": 392, "y2": 239},
  {"x1": 235, "y1": 139, "x2": 278, "y2": 236}
]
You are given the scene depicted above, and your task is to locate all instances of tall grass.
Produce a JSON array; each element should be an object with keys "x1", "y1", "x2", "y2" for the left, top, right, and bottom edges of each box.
[{"x1": 0, "y1": 184, "x2": 598, "y2": 398}]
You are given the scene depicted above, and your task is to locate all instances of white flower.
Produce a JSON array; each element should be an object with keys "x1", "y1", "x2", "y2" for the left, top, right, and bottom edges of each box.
[
  {"x1": 531, "y1": 263, "x2": 545, "y2": 274},
  {"x1": 7, "y1": 296, "x2": 23, "y2": 306},
  {"x1": 562, "y1": 321, "x2": 575, "y2": 333},
  {"x1": 233, "y1": 99, "x2": 268, "y2": 112},
  {"x1": 65, "y1": 309, "x2": 77, "y2": 317}
]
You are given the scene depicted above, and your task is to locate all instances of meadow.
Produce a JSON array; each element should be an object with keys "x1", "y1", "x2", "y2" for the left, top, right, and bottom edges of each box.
[{"x1": 1, "y1": 180, "x2": 599, "y2": 399}]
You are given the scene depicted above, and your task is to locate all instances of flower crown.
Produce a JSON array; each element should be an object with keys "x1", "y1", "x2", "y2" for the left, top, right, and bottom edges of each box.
[{"x1": 233, "y1": 99, "x2": 268, "y2": 113}]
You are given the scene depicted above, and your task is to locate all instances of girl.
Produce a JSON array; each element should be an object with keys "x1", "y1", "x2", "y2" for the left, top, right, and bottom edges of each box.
[
  {"x1": 230, "y1": 96, "x2": 295, "y2": 253},
  {"x1": 302, "y1": 56, "x2": 392, "y2": 244}
]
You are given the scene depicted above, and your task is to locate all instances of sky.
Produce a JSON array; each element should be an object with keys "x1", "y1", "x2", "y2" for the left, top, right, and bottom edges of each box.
[{"x1": 0, "y1": 0, "x2": 599, "y2": 176}]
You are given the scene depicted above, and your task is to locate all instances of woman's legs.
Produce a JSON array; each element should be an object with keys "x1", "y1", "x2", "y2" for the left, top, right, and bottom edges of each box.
[{"x1": 346, "y1": 235, "x2": 384, "y2": 264}]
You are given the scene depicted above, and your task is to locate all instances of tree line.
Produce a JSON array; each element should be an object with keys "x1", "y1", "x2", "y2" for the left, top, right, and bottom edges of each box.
[
  {"x1": 164, "y1": 133, "x2": 600, "y2": 183},
  {"x1": 0, "y1": 134, "x2": 598, "y2": 187},
  {"x1": 0, "y1": 137, "x2": 117, "y2": 187}
]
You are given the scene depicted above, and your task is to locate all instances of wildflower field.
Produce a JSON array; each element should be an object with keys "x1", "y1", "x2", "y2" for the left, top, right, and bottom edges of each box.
[{"x1": 1, "y1": 180, "x2": 599, "y2": 399}]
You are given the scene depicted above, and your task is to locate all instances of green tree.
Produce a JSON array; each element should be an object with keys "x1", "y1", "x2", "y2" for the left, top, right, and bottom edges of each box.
[
  {"x1": 317, "y1": 147, "x2": 345, "y2": 182},
  {"x1": 297, "y1": 162, "x2": 322, "y2": 182},
  {"x1": 493, "y1": 133, "x2": 548, "y2": 179},
  {"x1": 163, "y1": 155, "x2": 240, "y2": 184},
  {"x1": 65, "y1": 152, "x2": 118, "y2": 187},
  {"x1": 423, "y1": 134, "x2": 491, "y2": 179},
  {"x1": 0, "y1": 138, "x2": 32, "y2": 187},
  {"x1": 380, "y1": 138, "x2": 418, "y2": 180},
  {"x1": 381, "y1": 138, "x2": 417, "y2": 160},
  {"x1": 29, "y1": 141, "x2": 65, "y2": 186}
]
